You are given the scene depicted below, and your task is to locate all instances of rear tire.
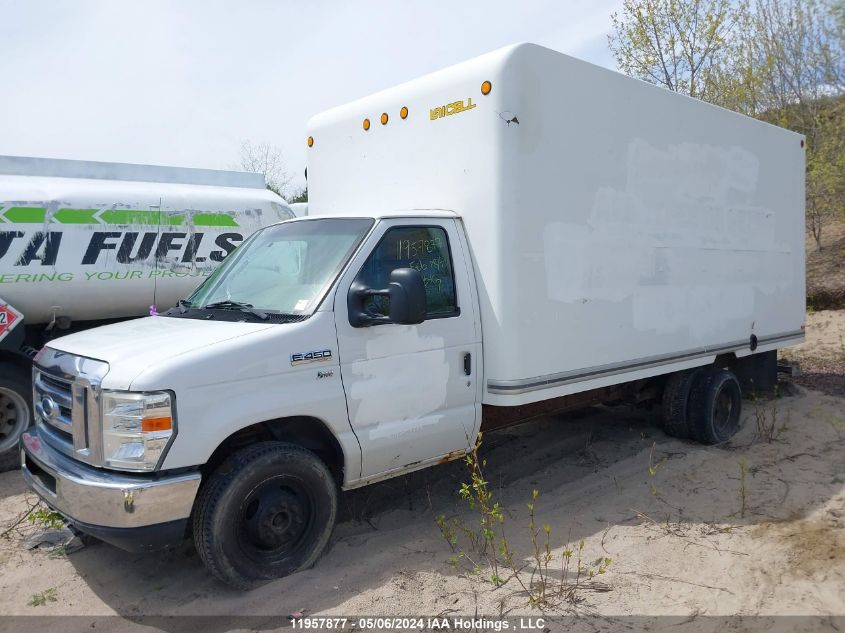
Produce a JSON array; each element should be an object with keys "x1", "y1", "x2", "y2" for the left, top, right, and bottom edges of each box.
[
  {"x1": 661, "y1": 369, "x2": 701, "y2": 439},
  {"x1": 688, "y1": 367, "x2": 743, "y2": 445},
  {"x1": 0, "y1": 364, "x2": 32, "y2": 471},
  {"x1": 193, "y1": 441, "x2": 337, "y2": 590}
]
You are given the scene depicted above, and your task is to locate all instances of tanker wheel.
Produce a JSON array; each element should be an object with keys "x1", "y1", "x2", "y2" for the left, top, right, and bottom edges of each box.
[
  {"x1": 661, "y1": 369, "x2": 702, "y2": 439},
  {"x1": 0, "y1": 363, "x2": 32, "y2": 471}
]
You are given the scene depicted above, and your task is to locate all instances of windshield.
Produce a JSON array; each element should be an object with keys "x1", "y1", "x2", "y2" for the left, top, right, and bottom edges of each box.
[{"x1": 187, "y1": 218, "x2": 373, "y2": 315}]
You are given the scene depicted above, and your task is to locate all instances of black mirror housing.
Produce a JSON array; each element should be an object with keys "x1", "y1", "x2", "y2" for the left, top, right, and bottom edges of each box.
[
  {"x1": 348, "y1": 267, "x2": 427, "y2": 327},
  {"x1": 386, "y1": 268, "x2": 426, "y2": 325}
]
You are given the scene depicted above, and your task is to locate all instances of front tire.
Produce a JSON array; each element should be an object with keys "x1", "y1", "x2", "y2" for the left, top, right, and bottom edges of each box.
[
  {"x1": 193, "y1": 442, "x2": 337, "y2": 590},
  {"x1": 0, "y1": 363, "x2": 32, "y2": 470}
]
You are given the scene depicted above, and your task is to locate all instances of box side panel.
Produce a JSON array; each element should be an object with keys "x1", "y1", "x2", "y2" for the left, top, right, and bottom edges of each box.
[{"x1": 485, "y1": 44, "x2": 805, "y2": 405}]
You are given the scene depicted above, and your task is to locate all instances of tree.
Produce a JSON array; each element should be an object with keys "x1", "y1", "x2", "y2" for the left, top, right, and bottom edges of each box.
[
  {"x1": 744, "y1": 0, "x2": 845, "y2": 250},
  {"x1": 747, "y1": 0, "x2": 844, "y2": 128},
  {"x1": 608, "y1": 0, "x2": 740, "y2": 102},
  {"x1": 805, "y1": 98, "x2": 845, "y2": 250},
  {"x1": 288, "y1": 187, "x2": 308, "y2": 203},
  {"x1": 234, "y1": 140, "x2": 293, "y2": 198}
]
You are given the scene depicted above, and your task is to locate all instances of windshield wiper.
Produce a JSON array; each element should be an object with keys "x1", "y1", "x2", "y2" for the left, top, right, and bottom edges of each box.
[
  {"x1": 203, "y1": 300, "x2": 268, "y2": 320},
  {"x1": 177, "y1": 299, "x2": 193, "y2": 313}
]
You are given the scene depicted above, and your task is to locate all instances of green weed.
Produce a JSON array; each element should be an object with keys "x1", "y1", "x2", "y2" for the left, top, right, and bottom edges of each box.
[
  {"x1": 435, "y1": 433, "x2": 612, "y2": 607},
  {"x1": 28, "y1": 588, "x2": 57, "y2": 607}
]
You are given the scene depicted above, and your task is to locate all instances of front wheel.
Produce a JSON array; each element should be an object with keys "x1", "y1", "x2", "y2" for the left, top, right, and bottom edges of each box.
[{"x1": 193, "y1": 442, "x2": 338, "y2": 589}]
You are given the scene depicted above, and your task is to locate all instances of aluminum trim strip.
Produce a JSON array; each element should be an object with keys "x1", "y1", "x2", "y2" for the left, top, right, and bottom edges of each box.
[
  {"x1": 487, "y1": 330, "x2": 805, "y2": 395},
  {"x1": 71, "y1": 383, "x2": 88, "y2": 453}
]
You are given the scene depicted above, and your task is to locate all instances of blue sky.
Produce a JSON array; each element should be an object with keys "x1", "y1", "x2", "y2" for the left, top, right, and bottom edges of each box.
[{"x1": 0, "y1": 0, "x2": 623, "y2": 193}]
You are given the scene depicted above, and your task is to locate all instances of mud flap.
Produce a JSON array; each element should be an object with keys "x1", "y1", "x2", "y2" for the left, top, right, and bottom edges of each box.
[{"x1": 731, "y1": 350, "x2": 778, "y2": 395}]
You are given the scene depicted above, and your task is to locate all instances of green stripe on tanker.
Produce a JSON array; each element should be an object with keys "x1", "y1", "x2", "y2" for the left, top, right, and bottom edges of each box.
[
  {"x1": 188, "y1": 213, "x2": 240, "y2": 227},
  {"x1": 53, "y1": 208, "x2": 98, "y2": 224},
  {"x1": 0, "y1": 207, "x2": 239, "y2": 227},
  {"x1": 99, "y1": 209, "x2": 162, "y2": 225},
  {"x1": 4, "y1": 207, "x2": 46, "y2": 223}
]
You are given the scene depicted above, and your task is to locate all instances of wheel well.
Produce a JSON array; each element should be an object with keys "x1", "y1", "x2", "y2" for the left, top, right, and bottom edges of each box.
[
  {"x1": 0, "y1": 352, "x2": 33, "y2": 377},
  {"x1": 202, "y1": 416, "x2": 345, "y2": 484},
  {"x1": 714, "y1": 352, "x2": 738, "y2": 369}
]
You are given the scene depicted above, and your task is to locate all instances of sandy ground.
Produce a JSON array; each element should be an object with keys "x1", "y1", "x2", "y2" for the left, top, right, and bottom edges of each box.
[
  {"x1": 0, "y1": 314, "x2": 843, "y2": 631},
  {"x1": 782, "y1": 309, "x2": 845, "y2": 395}
]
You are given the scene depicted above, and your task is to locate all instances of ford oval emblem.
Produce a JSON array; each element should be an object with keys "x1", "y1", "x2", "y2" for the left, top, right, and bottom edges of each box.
[{"x1": 40, "y1": 395, "x2": 59, "y2": 420}]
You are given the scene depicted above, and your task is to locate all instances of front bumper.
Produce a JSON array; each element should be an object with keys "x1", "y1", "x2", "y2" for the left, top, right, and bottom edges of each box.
[{"x1": 21, "y1": 429, "x2": 201, "y2": 552}]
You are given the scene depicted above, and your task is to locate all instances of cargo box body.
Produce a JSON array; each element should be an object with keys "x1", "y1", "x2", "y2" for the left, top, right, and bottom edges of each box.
[{"x1": 307, "y1": 43, "x2": 805, "y2": 406}]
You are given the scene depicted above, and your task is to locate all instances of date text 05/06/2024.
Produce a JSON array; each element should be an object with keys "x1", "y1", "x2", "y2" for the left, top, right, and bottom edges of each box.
[{"x1": 290, "y1": 616, "x2": 547, "y2": 631}]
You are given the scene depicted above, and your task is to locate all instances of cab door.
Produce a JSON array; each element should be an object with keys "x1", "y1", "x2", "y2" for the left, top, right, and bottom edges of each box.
[{"x1": 333, "y1": 218, "x2": 481, "y2": 481}]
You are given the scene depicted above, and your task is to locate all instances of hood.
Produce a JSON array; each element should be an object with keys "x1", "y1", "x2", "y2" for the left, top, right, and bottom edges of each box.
[{"x1": 46, "y1": 316, "x2": 276, "y2": 388}]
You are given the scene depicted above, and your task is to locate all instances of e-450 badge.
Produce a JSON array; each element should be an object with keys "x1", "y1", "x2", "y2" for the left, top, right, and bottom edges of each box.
[{"x1": 290, "y1": 349, "x2": 332, "y2": 366}]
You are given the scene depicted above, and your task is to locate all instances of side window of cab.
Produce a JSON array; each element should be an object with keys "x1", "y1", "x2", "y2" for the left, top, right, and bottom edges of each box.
[{"x1": 356, "y1": 225, "x2": 459, "y2": 318}]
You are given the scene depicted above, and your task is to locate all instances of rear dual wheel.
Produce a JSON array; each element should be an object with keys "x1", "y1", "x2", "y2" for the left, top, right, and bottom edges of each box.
[{"x1": 662, "y1": 366, "x2": 742, "y2": 445}]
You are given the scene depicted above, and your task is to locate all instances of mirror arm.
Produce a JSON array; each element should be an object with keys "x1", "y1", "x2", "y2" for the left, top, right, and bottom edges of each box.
[{"x1": 348, "y1": 285, "x2": 390, "y2": 327}]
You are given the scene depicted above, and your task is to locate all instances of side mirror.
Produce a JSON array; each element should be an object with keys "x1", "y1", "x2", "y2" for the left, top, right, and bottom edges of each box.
[
  {"x1": 348, "y1": 268, "x2": 427, "y2": 327},
  {"x1": 386, "y1": 268, "x2": 427, "y2": 325}
]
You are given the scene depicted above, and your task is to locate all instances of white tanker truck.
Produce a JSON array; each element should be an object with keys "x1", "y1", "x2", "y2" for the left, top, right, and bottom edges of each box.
[{"x1": 0, "y1": 155, "x2": 294, "y2": 468}]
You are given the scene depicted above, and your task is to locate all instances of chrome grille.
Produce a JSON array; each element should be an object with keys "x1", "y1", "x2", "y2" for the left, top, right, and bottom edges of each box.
[
  {"x1": 34, "y1": 372, "x2": 73, "y2": 438},
  {"x1": 33, "y1": 348, "x2": 108, "y2": 467}
]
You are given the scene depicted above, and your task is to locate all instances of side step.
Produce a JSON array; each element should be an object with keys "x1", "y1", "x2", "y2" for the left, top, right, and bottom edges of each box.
[{"x1": 777, "y1": 361, "x2": 801, "y2": 377}]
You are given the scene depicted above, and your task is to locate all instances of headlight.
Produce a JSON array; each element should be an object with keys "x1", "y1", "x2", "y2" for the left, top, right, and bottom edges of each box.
[{"x1": 101, "y1": 390, "x2": 175, "y2": 471}]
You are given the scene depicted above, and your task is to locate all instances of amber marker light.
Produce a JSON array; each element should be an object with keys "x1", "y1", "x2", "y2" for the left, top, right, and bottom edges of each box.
[
  {"x1": 141, "y1": 416, "x2": 172, "y2": 433},
  {"x1": 481, "y1": 80, "x2": 492, "y2": 95},
  {"x1": 400, "y1": 106, "x2": 409, "y2": 119},
  {"x1": 363, "y1": 118, "x2": 371, "y2": 131},
  {"x1": 307, "y1": 136, "x2": 314, "y2": 147},
  {"x1": 380, "y1": 112, "x2": 389, "y2": 125}
]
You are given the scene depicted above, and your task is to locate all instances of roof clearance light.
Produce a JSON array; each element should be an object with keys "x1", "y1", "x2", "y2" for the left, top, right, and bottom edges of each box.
[
  {"x1": 363, "y1": 118, "x2": 371, "y2": 131},
  {"x1": 307, "y1": 136, "x2": 314, "y2": 147},
  {"x1": 481, "y1": 80, "x2": 492, "y2": 95},
  {"x1": 380, "y1": 113, "x2": 389, "y2": 125},
  {"x1": 400, "y1": 106, "x2": 409, "y2": 119}
]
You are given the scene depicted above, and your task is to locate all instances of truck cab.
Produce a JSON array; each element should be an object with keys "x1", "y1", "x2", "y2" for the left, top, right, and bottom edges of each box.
[{"x1": 22, "y1": 211, "x2": 483, "y2": 588}]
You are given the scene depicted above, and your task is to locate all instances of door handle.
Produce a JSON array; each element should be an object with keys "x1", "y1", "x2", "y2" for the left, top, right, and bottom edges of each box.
[{"x1": 463, "y1": 352, "x2": 472, "y2": 376}]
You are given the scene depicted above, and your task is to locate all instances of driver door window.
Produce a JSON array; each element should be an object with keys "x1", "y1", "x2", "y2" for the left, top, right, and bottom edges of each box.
[{"x1": 355, "y1": 226, "x2": 458, "y2": 319}]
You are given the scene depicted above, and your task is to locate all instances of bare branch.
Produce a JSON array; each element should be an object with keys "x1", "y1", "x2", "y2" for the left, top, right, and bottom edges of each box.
[{"x1": 232, "y1": 140, "x2": 293, "y2": 198}]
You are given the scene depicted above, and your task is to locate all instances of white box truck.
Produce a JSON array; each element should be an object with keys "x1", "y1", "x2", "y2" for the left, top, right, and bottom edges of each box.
[
  {"x1": 20, "y1": 44, "x2": 805, "y2": 589},
  {"x1": 0, "y1": 156, "x2": 294, "y2": 466}
]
